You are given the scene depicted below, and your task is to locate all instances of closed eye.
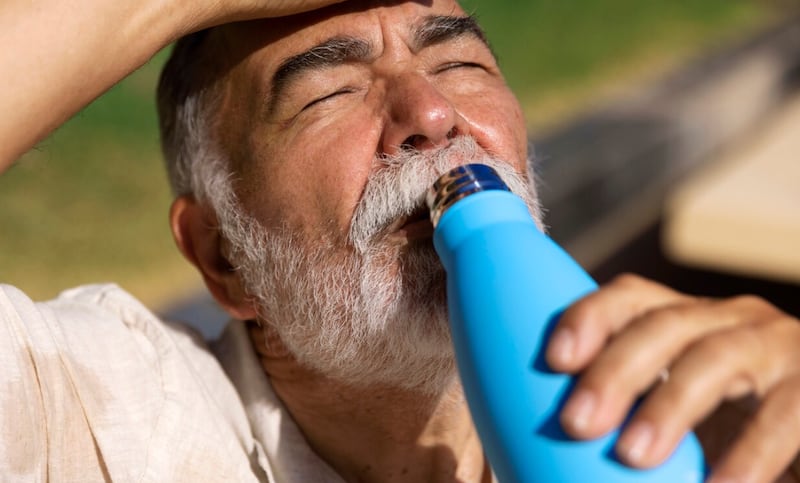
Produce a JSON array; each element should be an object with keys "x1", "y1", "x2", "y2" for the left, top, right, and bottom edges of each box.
[
  {"x1": 435, "y1": 61, "x2": 486, "y2": 74},
  {"x1": 302, "y1": 88, "x2": 357, "y2": 111}
]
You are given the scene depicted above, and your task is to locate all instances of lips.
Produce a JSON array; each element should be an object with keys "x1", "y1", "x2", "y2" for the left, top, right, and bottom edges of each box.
[{"x1": 390, "y1": 206, "x2": 434, "y2": 241}]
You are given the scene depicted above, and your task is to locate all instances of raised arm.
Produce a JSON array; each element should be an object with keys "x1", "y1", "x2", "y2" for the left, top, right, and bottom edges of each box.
[{"x1": 0, "y1": 0, "x2": 345, "y2": 171}]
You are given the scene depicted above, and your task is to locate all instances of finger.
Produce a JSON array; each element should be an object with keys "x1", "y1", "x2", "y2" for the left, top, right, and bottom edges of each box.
[
  {"x1": 708, "y1": 375, "x2": 800, "y2": 483},
  {"x1": 197, "y1": 0, "x2": 349, "y2": 30},
  {"x1": 613, "y1": 326, "x2": 761, "y2": 468},
  {"x1": 615, "y1": 314, "x2": 800, "y2": 469},
  {"x1": 560, "y1": 297, "x2": 758, "y2": 439},
  {"x1": 263, "y1": 0, "x2": 348, "y2": 17},
  {"x1": 547, "y1": 274, "x2": 692, "y2": 373},
  {"x1": 559, "y1": 298, "x2": 763, "y2": 440}
]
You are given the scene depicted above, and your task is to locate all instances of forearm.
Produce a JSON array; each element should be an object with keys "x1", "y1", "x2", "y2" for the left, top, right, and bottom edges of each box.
[
  {"x1": 0, "y1": 0, "x2": 348, "y2": 172},
  {"x1": 0, "y1": 0, "x2": 188, "y2": 171}
]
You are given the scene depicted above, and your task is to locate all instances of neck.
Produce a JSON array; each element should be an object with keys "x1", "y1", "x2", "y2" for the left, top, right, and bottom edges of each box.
[{"x1": 248, "y1": 322, "x2": 490, "y2": 483}]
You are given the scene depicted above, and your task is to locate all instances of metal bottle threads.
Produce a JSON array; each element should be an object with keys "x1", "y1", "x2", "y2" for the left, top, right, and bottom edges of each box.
[{"x1": 426, "y1": 164, "x2": 511, "y2": 228}]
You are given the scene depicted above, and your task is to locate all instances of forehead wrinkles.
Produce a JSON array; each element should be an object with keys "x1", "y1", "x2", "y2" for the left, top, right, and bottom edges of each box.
[{"x1": 219, "y1": 0, "x2": 474, "y2": 108}]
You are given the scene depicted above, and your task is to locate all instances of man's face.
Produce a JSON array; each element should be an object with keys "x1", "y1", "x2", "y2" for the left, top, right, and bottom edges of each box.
[
  {"x1": 212, "y1": 0, "x2": 534, "y2": 391},
  {"x1": 217, "y1": 0, "x2": 529, "y2": 239}
]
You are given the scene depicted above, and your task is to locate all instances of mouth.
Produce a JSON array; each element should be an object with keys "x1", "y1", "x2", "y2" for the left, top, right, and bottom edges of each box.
[{"x1": 389, "y1": 206, "x2": 434, "y2": 242}]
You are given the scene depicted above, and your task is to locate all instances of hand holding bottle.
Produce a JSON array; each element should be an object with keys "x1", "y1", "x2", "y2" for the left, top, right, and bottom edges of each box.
[
  {"x1": 429, "y1": 163, "x2": 800, "y2": 482},
  {"x1": 547, "y1": 274, "x2": 800, "y2": 482},
  {"x1": 429, "y1": 164, "x2": 705, "y2": 482}
]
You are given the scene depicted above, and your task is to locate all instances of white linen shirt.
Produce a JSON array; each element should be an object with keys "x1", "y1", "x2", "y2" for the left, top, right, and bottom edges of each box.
[{"x1": 0, "y1": 283, "x2": 343, "y2": 483}]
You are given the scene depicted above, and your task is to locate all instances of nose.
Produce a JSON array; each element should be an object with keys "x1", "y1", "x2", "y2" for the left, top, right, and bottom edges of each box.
[{"x1": 380, "y1": 73, "x2": 467, "y2": 156}]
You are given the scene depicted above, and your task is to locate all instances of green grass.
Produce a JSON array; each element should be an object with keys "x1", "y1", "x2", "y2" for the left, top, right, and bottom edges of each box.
[
  {"x1": 0, "y1": 49, "x2": 202, "y2": 304},
  {"x1": 461, "y1": 0, "x2": 770, "y2": 129},
  {"x1": 0, "y1": 2, "x2": 777, "y2": 304}
]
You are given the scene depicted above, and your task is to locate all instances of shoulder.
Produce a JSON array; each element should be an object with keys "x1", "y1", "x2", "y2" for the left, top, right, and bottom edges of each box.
[
  {"x1": 0, "y1": 283, "x2": 263, "y2": 482},
  {"x1": 0, "y1": 283, "x2": 216, "y2": 388},
  {"x1": 0, "y1": 282, "x2": 189, "y2": 352}
]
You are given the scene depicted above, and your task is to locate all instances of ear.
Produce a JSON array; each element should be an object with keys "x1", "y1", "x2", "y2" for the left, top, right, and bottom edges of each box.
[{"x1": 170, "y1": 195, "x2": 258, "y2": 320}]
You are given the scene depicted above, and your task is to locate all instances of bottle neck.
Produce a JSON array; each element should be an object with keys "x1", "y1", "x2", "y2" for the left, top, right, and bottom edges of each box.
[{"x1": 427, "y1": 164, "x2": 511, "y2": 228}]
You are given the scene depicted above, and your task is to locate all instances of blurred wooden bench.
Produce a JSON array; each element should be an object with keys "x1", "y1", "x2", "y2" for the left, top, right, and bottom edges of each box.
[{"x1": 664, "y1": 93, "x2": 800, "y2": 285}]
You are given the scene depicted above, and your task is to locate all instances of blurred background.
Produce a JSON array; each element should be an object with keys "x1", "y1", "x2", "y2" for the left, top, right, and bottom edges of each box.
[{"x1": 1, "y1": 0, "x2": 798, "y2": 335}]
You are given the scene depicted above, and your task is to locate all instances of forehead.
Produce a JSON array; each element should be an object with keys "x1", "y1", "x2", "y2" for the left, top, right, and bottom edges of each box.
[{"x1": 216, "y1": 0, "x2": 468, "y2": 68}]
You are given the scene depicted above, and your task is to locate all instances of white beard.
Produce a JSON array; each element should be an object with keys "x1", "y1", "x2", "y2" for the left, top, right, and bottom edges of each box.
[{"x1": 219, "y1": 137, "x2": 541, "y2": 394}]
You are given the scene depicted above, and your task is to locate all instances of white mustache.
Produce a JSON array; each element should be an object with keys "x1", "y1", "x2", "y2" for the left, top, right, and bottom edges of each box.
[{"x1": 348, "y1": 136, "x2": 537, "y2": 253}]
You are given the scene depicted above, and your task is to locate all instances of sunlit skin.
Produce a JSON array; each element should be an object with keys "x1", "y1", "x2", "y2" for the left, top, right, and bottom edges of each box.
[{"x1": 213, "y1": 1, "x2": 528, "y2": 244}]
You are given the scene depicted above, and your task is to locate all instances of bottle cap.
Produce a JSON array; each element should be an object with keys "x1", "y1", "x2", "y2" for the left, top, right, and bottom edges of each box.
[{"x1": 426, "y1": 164, "x2": 510, "y2": 227}]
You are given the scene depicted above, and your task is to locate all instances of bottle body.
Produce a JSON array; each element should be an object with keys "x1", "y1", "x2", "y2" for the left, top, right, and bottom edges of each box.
[{"x1": 432, "y1": 186, "x2": 705, "y2": 482}]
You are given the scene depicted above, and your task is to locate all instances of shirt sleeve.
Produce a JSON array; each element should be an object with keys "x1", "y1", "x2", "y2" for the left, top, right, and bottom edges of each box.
[
  {"x1": 0, "y1": 284, "x2": 265, "y2": 483},
  {"x1": 0, "y1": 284, "x2": 108, "y2": 482}
]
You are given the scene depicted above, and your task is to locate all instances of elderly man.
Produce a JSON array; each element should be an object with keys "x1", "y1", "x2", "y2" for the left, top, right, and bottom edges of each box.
[{"x1": 3, "y1": 0, "x2": 800, "y2": 482}]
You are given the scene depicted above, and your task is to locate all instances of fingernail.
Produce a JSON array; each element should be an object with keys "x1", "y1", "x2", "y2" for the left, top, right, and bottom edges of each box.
[
  {"x1": 549, "y1": 328, "x2": 575, "y2": 365},
  {"x1": 617, "y1": 421, "x2": 654, "y2": 465},
  {"x1": 562, "y1": 389, "x2": 595, "y2": 432}
]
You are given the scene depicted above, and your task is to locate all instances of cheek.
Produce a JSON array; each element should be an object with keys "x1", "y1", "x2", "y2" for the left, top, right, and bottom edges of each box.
[
  {"x1": 252, "y1": 106, "x2": 383, "y2": 238},
  {"x1": 461, "y1": 89, "x2": 528, "y2": 172},
  {"x1": 305, "y1": 109, "x2": 382, "y2": 231}
]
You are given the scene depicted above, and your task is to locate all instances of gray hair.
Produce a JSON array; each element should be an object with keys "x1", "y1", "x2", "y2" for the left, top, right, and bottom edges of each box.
[{"x1": 157, "y1": 29, "x2": 233, "y2": 209}]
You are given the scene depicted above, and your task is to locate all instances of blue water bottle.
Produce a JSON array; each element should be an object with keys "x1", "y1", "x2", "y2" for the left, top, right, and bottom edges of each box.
[{"x1": 426, "y1": 164, "x2": 706, "y2": 482}]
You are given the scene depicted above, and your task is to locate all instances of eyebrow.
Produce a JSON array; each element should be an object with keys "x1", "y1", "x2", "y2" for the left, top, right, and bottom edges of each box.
[
  {"x1": 266, "y1": 15, "x2": 489, "y2": 114},
  {"x1": 268, "y1": 36, "x2": 373, "y2": 113},
  {"x1": 411, "y1": 14, "x2": 489, "y2": 52}
]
